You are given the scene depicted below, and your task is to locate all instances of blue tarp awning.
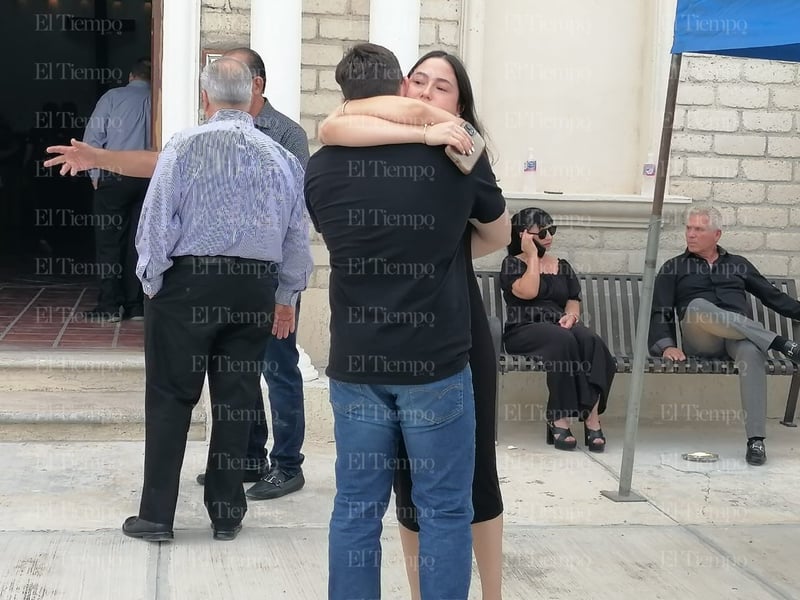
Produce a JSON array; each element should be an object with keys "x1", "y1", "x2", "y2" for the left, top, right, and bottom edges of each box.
[{"x1": 672, "y1": 0, "x2": 800, "y2": 62}]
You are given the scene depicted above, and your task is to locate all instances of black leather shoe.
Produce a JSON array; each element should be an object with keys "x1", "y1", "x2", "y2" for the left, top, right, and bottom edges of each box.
[
  {"x1": 122, "y1": 516, "x2": 173, "y2": 541},
  {"x1": 746, "y1": 439, "x2": 767, "y2": 466},
  {"x1": 212, "y1": 523, "x2": 242, "y2": 541},
  {"x1": 196, "y1": 466, "x2": 267, "y2": 486},
  {"x1": 246, "y1": 468, "x2": 305, "y2": 500},
  {"x1": 780, "y1": 340, "x2": 800, "y2": 364}
]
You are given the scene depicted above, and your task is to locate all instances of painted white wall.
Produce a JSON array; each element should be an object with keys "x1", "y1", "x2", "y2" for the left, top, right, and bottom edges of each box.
[{"x1": 479, "y1": 0, "x2": 656, "y2": 194}]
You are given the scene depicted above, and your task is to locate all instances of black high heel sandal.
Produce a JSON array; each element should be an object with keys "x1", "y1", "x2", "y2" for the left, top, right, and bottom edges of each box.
[
  {"x1": 583, "y1": 423, "x2": 606, "y2": 453},
  {"x1": 546, "y1": 422, "x2": 577, "y2": 451}
]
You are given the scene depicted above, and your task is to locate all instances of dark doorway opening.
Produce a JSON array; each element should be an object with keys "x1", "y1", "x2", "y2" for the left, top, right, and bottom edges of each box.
[{"x1": 0, "y1": 0, "x2": 156, "y2": 349}]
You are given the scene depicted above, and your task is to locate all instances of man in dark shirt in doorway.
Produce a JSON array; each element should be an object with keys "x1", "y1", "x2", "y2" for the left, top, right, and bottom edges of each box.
[
  {"x1": 304, "y1": 43, "x2": 509, "y2": 600},
  {"x1": 82, "y1": 58, "x2": 152, "y2": 322},
  {"x1": 649, "y1": 205, "x2": 800, "y2": 466}
]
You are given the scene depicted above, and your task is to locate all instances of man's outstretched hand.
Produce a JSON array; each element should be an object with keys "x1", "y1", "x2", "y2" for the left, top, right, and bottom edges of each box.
[{"x1": 44, "y1": 139, "x2": 99, "y2": 176}]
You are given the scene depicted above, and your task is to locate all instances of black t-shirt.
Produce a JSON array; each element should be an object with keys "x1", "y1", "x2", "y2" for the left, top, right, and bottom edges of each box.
[
  {"x1": 305, "y1": 145, "x2": 505, "y2": 384},
  {"x1": 500, "y1": 255, "x2": 582, "y2": 329},
  {"x1": 649, "y1": 246, "x2": 800, "y2": 353}
]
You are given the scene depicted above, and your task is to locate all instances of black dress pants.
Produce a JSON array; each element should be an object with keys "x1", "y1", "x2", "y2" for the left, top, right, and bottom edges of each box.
[
  {"x1": 139, "y1": 257, "x2": 275, "y2": 528},
  {"x1": 93, "y1": 175, "x2": 149, "y2": 311}
]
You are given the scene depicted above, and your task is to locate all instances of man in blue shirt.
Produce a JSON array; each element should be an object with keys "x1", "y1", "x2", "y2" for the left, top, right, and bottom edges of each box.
[
  {"x1": 82, "y1": 58, "x2": 152, "y2": 322},
  {"x1": 121, "y1": 57, "x2": 312, "y2": 542}
]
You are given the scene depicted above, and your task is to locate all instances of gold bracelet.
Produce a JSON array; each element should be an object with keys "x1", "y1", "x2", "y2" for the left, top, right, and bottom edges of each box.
[
  {"x1": 423, "y1": 123, "x2": 429, "y2": 145},
  {"x1": 341, "y1": 100, "x2": 350, "y2": 115}
]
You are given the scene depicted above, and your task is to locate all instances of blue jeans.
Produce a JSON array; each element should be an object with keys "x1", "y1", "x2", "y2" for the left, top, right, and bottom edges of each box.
[
  {"x1": 247, "y1": 297, "x2": 305, "y2": 476},
  {"x1": 328, "y1": 365, "x2": 475, "y2": 600}
]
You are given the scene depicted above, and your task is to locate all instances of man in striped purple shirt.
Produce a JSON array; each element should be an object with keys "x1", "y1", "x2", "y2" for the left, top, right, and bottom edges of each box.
[
  {"x1": 121, "y1": 57, "x2": 312, "y2": 542},
  {"x1": 46, "y1": 48, "x2": 313, "y2": 503}
]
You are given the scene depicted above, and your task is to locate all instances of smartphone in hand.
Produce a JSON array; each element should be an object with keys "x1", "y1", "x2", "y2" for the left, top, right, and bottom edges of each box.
[
  {"x1": 444, "y1": 122, "x2": 486, "y2": 174},
  {"x1": 533, "y1": 238, "x2": 546, "y2": 258}
]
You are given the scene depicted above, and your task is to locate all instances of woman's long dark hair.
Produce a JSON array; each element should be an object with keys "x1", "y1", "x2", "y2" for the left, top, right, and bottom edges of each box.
[
  {"x1": 407, "y1": 51, "x2": 496, "y2": 164},
  {"x1": 507, "y1": 207, "x2": 553, "y2": 256}
]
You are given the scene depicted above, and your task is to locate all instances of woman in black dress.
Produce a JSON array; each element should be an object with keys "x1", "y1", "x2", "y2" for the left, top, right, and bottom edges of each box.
[{"x1": 500, "y1": 207, "x2": 615, "y2": 451}]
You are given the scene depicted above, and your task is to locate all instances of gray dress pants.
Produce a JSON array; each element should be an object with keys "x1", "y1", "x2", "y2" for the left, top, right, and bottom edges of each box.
[{"x1": 680, "y1": 298, "x2": 777, "y2": 438}]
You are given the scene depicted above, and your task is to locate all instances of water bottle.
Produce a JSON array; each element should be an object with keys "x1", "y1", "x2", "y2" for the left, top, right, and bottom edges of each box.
[
  {"x1": 522, "y1": 147, "x2": 538, "y2": 194},
  {"x1": 641, "y1": 151, "x2": 656, "y2": 198}
]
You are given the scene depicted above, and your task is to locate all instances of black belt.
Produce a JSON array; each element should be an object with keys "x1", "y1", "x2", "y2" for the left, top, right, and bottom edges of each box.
[{"x1": 172, "y1": 255, "x2": 273, "y2": 267}]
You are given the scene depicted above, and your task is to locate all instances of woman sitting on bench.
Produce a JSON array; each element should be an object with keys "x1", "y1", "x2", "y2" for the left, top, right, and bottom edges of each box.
[{"x1": 499, "y1": 207, "x2": 615, "y2": 452}]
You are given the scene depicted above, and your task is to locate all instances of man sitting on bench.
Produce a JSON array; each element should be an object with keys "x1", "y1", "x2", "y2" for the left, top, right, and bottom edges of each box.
[{"x1": 649, "y1": 205, "x2": 800, "y2": 466}]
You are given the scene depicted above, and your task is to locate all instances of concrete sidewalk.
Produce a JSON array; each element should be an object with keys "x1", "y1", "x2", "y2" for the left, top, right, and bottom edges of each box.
[{"x1": 1, "y1": 418, "x2": 799, "y2": 599}]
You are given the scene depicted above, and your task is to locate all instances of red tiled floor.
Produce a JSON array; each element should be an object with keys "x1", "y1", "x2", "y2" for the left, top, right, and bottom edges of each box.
[
  {"x1": 0, "y1": 283, "x2": 143, "y2": 351},
  {"x1": 2, "y1": 335, "x2": 60, "y2": 342}
]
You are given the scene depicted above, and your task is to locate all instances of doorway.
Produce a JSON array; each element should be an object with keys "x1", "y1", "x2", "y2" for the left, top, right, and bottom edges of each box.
[{"x1": 0, "y1": 0, "x2": 160, "y2": 349}]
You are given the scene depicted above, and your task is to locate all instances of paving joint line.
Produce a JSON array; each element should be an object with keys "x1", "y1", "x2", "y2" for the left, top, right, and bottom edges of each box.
[
  {"x1": 685, "y1": 524, "x2": 794, "y2": 600},
  {"x1": 52, "y1": 287, "x2": 87, "y2": 348},
  {"x1": 599, "y1": 452, "x2": 796, "y2": 600}
]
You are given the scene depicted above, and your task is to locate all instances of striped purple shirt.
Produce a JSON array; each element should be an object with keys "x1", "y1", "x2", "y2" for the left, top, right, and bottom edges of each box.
[{"x1": 135, "y1": 109, "x2": 312, "y2": 305}]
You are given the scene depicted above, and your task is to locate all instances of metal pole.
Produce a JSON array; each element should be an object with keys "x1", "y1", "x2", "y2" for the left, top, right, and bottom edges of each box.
[{"x1": 602, "y1": 53, "x2": 683, "y2": 502}]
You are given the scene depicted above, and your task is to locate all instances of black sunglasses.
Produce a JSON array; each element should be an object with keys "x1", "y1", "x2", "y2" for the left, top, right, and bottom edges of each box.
[{"x1": 526, "y1": 225, "x2": 557, "y2": 239}]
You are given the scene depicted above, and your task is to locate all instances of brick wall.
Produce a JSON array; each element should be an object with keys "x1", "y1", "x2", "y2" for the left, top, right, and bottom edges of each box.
[
  {"x1": 669, "y1": 54, "x2": 800, "y2": 277},
  {"x1": 419, "y1": 0, "x2": 461, "y2": 56},
  {"x1": 301, "y1": 0, "x2": 462, "y2": 151},
  {"x1": 201, "y1": 0, "x2": 249, "y2": 48},
  {"x1": 300, "y1": 0, "x2": 368, "y2": 150}
]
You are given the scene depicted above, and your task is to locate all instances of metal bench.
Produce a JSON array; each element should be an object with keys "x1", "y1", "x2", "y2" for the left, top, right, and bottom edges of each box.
[{"x1": 475, "y1": 271, "x2": 800, "y2": 433}]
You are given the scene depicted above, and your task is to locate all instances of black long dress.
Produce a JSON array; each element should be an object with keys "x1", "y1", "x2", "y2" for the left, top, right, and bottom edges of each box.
[
  {"x1": 393, "y1": 229, "x2": 504, "y2": 530},
  {"x1": 500, "y1": 255, "x2": 615, "y2": 421}
]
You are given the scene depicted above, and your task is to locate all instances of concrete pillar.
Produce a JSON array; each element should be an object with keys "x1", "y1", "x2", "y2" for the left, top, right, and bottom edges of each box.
[
  {"x1": 161, "y1": 0, "x2": 201, "y2": 144},
  {"x1": 250, "y1": 0, "x2": 302, "y2": 121},
  {"x1": 250, "y1": 1, "x2": 316, "y2": 380},
  {"x1": 369, "y1": 0, "x2": 421, "y2": 74}
]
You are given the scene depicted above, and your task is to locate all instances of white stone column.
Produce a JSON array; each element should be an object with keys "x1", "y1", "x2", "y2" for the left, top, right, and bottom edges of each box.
[
  {"x1": 161, "y1": 0, "x2": 201, "y2": 145},
  {"x1": 369, "y1": 0, "x2": 421, "y2": 74},
  {"x1": 251, "y1": 1, "x2": 316, "y2": 381},
  {"x1": 250, "y1": 0, "x2": 302, "y2": 121}
]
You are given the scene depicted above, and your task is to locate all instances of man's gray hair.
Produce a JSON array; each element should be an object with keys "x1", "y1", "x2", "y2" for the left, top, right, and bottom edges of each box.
[
  {"x1": 686, "y1": 205, "x2": 723, "y2": 231},
  {"x1": 200, "y1": 57, "x2": 252, "y2": 107}
]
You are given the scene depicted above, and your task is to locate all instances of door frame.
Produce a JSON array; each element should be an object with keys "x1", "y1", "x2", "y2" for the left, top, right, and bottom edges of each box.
[{"x1": 151, "y1": 0, "x2": 163, "y2": 150}]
